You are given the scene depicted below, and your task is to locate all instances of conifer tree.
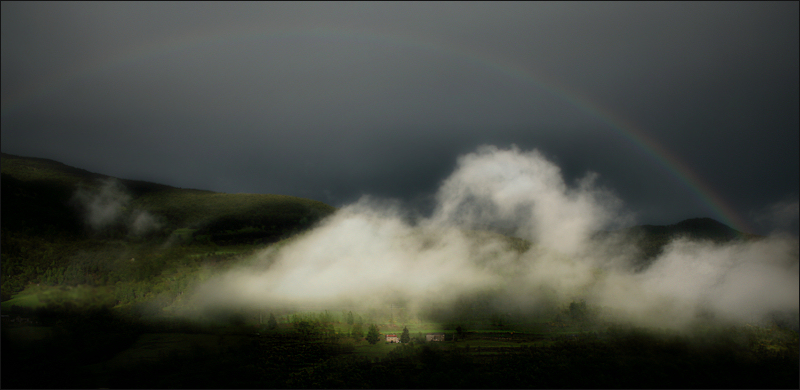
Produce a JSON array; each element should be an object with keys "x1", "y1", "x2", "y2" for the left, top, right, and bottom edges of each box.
[
  {"x1": 400, "y1": 326, "x2": 410, "y2": 343},
  {"x1": 351, "y1": 322, "x2": 364, "y2": 338},
  {"x1": 366, "y1": 324, "x2": 380, "y2": 344},
  {"x1": 267, "y1": 312, "x2": 277, "y2": 329}
]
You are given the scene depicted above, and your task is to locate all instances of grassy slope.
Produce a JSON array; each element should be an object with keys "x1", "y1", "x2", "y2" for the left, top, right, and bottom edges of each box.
[
  {"x1": 1, "y1": 153, "x2": 796, "y2": 387},
  {"x1": 1, "y1": 153, "x2": 336, "y2": 300},
  {"x1": 1, "y1": 152, "x2": 335, "y2": 234}
]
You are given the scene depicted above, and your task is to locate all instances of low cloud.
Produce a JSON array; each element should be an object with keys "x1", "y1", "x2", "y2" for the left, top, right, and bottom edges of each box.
[
  {"x1": 429, "y1": 146, "x2": 631, "y2": 254},
  {"x1": 70, "y1": 178, "x2": 162, "y2": 236},
  {"x1": 71, "y1": 179, "x2": 131, "y2": 231},
  {"x1": 129, "y1": 208, "x2": 163, "y2": 236},
  {"x1": 593, "y1": 236, "x2": 799, "y2": 328},
  {"x1": 188, "y1": 146, "x2": 798, "y2": 330}
]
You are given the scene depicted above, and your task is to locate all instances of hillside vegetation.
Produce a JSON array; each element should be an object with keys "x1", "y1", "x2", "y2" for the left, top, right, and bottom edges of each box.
[
  {"x1": 2, "y1": 153, "x2": 794, "y2": 388},
  {"x1": 1, "y1": 152, "x2": 763, "y2": 303},
  {"x1": 1, "y1": 153, "x2": 336, "y2": 300}
]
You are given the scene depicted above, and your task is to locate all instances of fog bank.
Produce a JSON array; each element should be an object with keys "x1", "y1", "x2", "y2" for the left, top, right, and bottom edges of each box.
[{"x1": 189, "y1": 146, "x2": 798, "y2": 329}]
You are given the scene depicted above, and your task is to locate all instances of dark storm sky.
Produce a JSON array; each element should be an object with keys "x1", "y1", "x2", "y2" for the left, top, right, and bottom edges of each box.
[{"x1": 2, "y1": 2, "x2": 798, "y2": 235}]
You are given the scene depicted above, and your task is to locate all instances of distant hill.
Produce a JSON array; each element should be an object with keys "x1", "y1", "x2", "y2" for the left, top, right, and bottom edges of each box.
[
  {"x1": 1, "y1": 153, "x2": 340, "y2": 299},
  {"x1": 1, "y1": 153, "x2": 337, "y2": 244},
  {"x1": 628, "y1": 217, "x2": 745, "y2": 241},
  {"x1": 594, "y1": 217, "x2": 762, "y2": 270}
]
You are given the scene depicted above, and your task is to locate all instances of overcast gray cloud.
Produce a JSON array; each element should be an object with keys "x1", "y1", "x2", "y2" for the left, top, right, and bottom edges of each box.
[{"x1": 2, "y1": 2, "x2": 798, "y2": 235}]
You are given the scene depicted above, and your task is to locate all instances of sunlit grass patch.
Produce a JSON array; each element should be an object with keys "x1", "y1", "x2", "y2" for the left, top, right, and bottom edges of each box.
[
  {"x1": 172, "y1": 228, "x2": 196, "y2": 241},
  {"x1": 1, "y1": 291, "x2": 44, "y2": 311},
  {"x1": 1, "y1": 284, "x2": 114, "y2": 311}
]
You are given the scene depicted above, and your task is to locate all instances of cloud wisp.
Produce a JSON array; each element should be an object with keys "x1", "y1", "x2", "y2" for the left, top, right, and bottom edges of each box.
[
  {"x1": 189, "y1": 146, "x2": 798, "y2": 329},
  {"x1": 70, "y1": 178, "x2": 162, "y2": 237}
]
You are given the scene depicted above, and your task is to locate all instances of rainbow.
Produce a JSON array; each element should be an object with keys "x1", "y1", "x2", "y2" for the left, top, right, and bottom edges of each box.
[{"x1": 0, "y1": 26, "x2": 753, "y2": 233}]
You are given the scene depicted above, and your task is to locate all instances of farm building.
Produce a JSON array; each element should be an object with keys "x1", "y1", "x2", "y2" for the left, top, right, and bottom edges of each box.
[
  {"x1": 386, "y1": 334, "x2": 400, "y2": 343},
  {"x1": 426, "y1": 333, "x2": 445, "y2": 342}
]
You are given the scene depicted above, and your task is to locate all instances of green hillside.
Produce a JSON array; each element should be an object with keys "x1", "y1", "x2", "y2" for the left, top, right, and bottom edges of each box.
[
  {"x1": 1, "y1": 152, "x2": 335, "y2": 238},
  {"x1": 1, "y1": 153, "x2": 336, "y2": 300},
  {"x1": 134, "y1": 190, "x2": 334, "y2": 245},
  {"x1": 1, "y1": 154, "x2": 795, "y2": 389},
  {"x1": 3, "y1": 151, "x2": 762, "y2": 301}
]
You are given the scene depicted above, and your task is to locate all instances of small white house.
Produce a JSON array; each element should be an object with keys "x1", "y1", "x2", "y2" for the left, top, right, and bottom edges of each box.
[{"x1": 386, "y1": 334, "x2": 400, "y2": 343}]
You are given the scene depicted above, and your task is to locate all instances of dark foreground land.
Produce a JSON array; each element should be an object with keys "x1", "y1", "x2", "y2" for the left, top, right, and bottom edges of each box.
[{"x1": 2, "y1": 306, "x2": 798, "y2": 389}]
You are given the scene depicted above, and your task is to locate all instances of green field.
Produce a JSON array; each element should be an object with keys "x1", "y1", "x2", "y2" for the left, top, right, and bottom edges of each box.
[{"x1": 1, "y1": 284, "x2": 114, "y2": 311}]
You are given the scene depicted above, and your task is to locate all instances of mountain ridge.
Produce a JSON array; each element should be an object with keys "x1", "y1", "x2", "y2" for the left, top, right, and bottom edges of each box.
[
  {"x1": 4, "y1": 152, "x2": 757, "y2": 244},
  {"x1": 1, "y1": 152, "x2": 336, "y2": 242}
]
